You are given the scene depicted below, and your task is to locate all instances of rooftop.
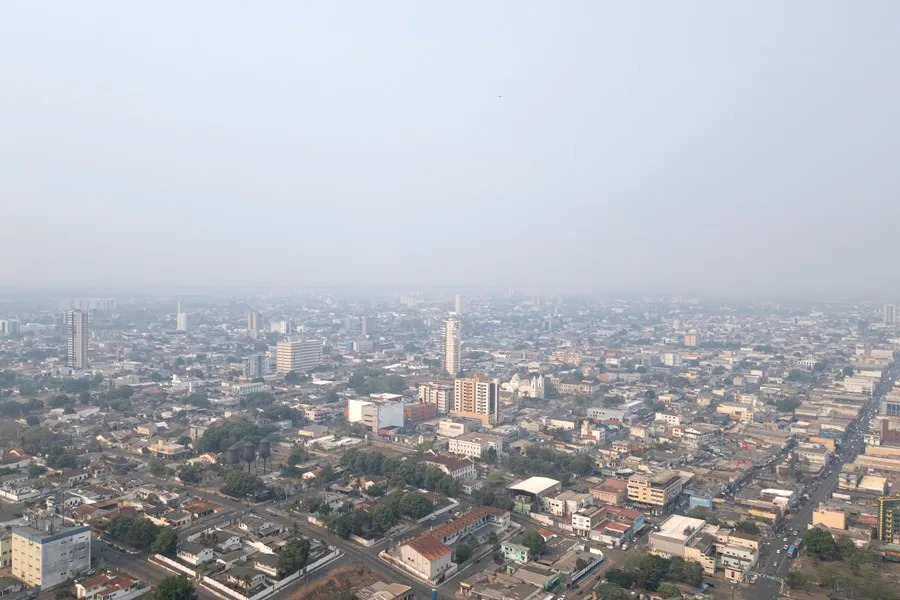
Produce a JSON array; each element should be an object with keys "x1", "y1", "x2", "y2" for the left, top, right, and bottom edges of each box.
[{"x1": 507, "y1": 476, "x2": 561, "y2": 496}]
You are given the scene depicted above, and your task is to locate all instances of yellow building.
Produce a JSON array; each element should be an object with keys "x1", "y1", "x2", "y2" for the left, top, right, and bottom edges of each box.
[
  {"x1": 627, "y1": 471, "x2": 682, "y2": 507},
  {"x1": 12, "y1": 522, "x2": 91, "y2": 589},
  {"x1": 813, "y1": 508, "x2": 846, "y2": 530},
  {"x1": 451, "y1": 376, "x2": 500, "y2": 426}
]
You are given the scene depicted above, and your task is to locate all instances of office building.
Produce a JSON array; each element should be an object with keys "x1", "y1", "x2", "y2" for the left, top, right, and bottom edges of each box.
[
  {"x1": 347, "y1": 397, "x2": 404, "y2": 431},
  {"x1": 248, "y1": 311, "x2": 261, "y2": 337},
  {"x1": 442, "y1": 317, "x2": 461, "y2": 376},
  {"x1": 419, "y1": 381, "x2": 454, "y2": 414},
  {"x1": 276, "y1": 339, "x2": 322, "y2": 374},
  {"x1": 879, "y1": 495, "x2": 900, "y2": 542},
  {"x1": 66, "y1": 310, "x2": 88, "y2": 369},
  {"x1": 684, "y1": 333, "x2": 698, "y2": 347},
  {"x1": 627, "y1": 471, "x2": 683, "y2": 507},
  {"x1": 175, "y1": 302, "x2": 190, "y2": 332},
  {"x1": 0, "y1": 319, "x2": 20, "y2": 336},
  {"x1": 242, "y1": 353, "x2": 270, "y2": 379},
  {"x1": 360, "y1": 316, "x2": 368, "y2": 337},
  {"x1": 886, "y1": 304, "x2": 897, "y2": 326},
  {"x1": 12, "y1": 520, "x2": 91, "y2": 589},
  {"x1": 455, "y1": 294, "x2": 462, "y2": 315},
  {"x1": 452, "y1": 376, "x2": 500, "y2": 425}
]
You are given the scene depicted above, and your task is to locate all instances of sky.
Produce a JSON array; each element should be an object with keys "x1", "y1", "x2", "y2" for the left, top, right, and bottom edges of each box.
[{"x1": 1, "y1": 1, "x2": 899, "y2": 297}]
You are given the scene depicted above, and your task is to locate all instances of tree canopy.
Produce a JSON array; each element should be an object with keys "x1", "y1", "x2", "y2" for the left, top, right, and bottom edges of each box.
[{"x1": 151, "y1": 576, "x2": 196, "y2": 600}]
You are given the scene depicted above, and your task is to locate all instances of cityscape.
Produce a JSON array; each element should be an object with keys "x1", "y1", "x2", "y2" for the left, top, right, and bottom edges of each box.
[
  {"x1": 0, "y1": 295, "x2": 897, "y2": 600},
  {"x1": 3, "y1": 3, "x2": 900, "y2": 600}
]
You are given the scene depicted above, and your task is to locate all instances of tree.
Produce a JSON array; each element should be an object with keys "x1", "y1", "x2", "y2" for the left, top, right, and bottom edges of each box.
[
  {"x1": 735, "y1": 521, "x2": 760, "y2": 534},
  {"x1": 804, "y1": 528, "x2": 839, "y2": 561},
  {"x1": 594, "y1": 583, "x2": 627, "y2": 600},
  {"x1": 151, "y1": 576, "x2": 196, "y2": 600},
  {"x1": 522, "y1": 531, "x2": 546, "y2": 556},
  {"x1": 152, "y1": 527, "x2": 178, "y2": 557},
  {"x1": 455, "y1": 543, "x2": 471, "y2": 563},
  {"x1": 277, "y1": 538, "x2": 311, "y2": 578},
  {"x1": 25, "y1": 415, "x2": 40, "y2": 426},
  {"x1": 285, "y1": 371, "x2": 302, "y2": 384},
  {"x1": 656, "y1": 583, "x2": 682, "y2": 598},
  {"x1": 222, "y1": 469, "x2": 265, "y2": 498},
  {"x1": 148, "y1": 460, "x2": 167, "y2": 477}
]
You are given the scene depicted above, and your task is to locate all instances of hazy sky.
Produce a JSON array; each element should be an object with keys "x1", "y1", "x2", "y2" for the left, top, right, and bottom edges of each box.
[{"x1": 2, "y1": 2, "x2": 899, "y2": 296}]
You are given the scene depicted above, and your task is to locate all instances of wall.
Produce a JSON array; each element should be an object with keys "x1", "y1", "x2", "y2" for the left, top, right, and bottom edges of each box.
[{"x1": 151, "y1": 554, "x2": 197, "y2": 578}]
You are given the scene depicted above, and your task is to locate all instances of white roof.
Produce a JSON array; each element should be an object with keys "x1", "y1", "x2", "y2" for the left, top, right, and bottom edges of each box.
[{"x1": 507, "y1": 476, "x2": 561, "y2": 496}]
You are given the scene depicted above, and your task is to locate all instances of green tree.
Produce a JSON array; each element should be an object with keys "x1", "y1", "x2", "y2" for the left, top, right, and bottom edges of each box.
[
  {"x1": 522, "y1": 531, "x2": 546, "y2": 556},
  {"x1": 285, "y1": 371, "x2": 302, "y2": 384},
  {"x1": 656, "y1": 583, "x2": 682, "y2": 598},
  {"x1": 151, "y1": 576, "x2": 196, "y2": 600},
  {"x1": 804, "y1": 528, "x2": 839, "y2": 561},
  {"x1": 148, "y1": 459, "x2": 167, "y2": 477},
  {"x1": 25, "y1": 414, "x2": 40, "y2": 426},
  {"x1": 277, "y1": 538, "x2": 311, "y2": 578},
  {"x1": 151, "y1": 527, "x2": 178, "y2": 557},
  {"x1": 455, "y1": 543, "x2": 471, "y2": 563},
  {"x1": 222, "y1": 469, "x2": 265, "y2": 498},
  {"x1": 594, "y1": 583, "x2": 627, "y2": 600}
]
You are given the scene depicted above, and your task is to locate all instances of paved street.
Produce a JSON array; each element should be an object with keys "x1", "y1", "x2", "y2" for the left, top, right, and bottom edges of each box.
[{"x1": 744, "y1": 368, "x2": 894, "y2": 600}]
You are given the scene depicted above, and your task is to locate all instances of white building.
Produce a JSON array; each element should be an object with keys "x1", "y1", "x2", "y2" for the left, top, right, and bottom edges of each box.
[
  {"x1": 447, "y1": 432, "x2": 503, "y2": 459},
  {"x1": 348, "y1": 398, "x2": 405, "y2": 431},
  {"x1": 442, "y1": 318, "x2": 461, "y2": 376},
  {"x1": 276, "y1": 339, "x2": 323, "y2": 374},
  {"x1": 12, "y1": 521, "x2": 91, "y2": 589},
  {"x1": 66, "y1": 310, "x2": 89, "y2": 369},
  {"x1": 419, "y1": 382, "x2": 454, "y2": 414},
  {"x1": 0, "y1": 319, "x2": 20, "y2": 336},
  {"x1": 242, "y1": 353, "x2": 270, "y2": 378}
]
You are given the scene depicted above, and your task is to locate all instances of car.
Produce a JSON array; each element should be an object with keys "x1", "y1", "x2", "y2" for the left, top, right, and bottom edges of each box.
[
  {"x1": 621, "y1": 543, "x2": 630, "y2": 550},
  {"x1": 776, "y1": 549, "x2": 781, "y2": 554}
]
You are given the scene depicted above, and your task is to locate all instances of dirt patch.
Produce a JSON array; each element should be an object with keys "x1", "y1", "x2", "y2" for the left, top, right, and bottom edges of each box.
[{"x1": 285, "y1": 563, "x2": 381, "y2": 600}]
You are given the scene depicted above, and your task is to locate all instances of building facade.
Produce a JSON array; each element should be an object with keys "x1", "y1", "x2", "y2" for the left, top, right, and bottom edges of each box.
[
  {"x1": 12, "y1": 522, "x2": 91, "y2": 589},
  {"x1": 442, "y1": 318, "x2": 461, "y2": 376},
  {"x1": 66, "y1": 310, "x2": 88, "y2": 369},
  {"x1": 276, "y1": 339, "x2": 322, "y2": 374},
  {"x1": 452, "y1": 376, "x2": 500, "y2": 425}
]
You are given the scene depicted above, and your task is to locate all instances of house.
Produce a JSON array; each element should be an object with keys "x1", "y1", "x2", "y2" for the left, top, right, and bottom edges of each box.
[
  {"x1": 162, "y1": 511, "x2": 192, "y2": 529},
  {"x1": 225, "y1": 566, "x2": 266, "y2": 590},
  {"x1": 356, "y1": 581, "x2": 414, "y2": 600},
  {"x1": 250, "y1": 554, "x2": 280, "y2": 578},
  {"x1": 420, "y1": 453, "x2": 477, "y2": 480},
  {"x1": 399, "y1": 536, "x2": 452, "y2": 582},
  {"x1": 76, "y1": 572, "x2": 148, "y2": 600},
  {"x1": 501, "y1": 542, "x2": 530, "y2": 564},
  {"x1": 177, "y1": 542, "x2": 214, "y2": 566}
]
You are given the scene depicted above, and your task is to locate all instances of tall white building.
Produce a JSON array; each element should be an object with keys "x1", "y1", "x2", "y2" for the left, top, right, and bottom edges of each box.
[
  {"x1": 271, "y1": 320, "x2": 293, "y2": 335},
  {"x1": 12, "y1": 521, "x2": 91, "y2": 589},
  {"x1": 176, "y1": 302, "x2": 191, "y2": 332},
  {"x1": 419, "y1": 381, "x2": 454, "y2": 414},
  {"x1": 248, "y1": 311, "x2": 261, "y2": 337},
  {"x1": 455, "y1": 294, "x2": 463, "y2": 314},
  {"x1": 347, "y1": 397, "x2": 405, "y2": 431},
  {"x1": 276, "y1": 339, "x2": 322, "y2": 374},
  {"x1": 442, "y1": 317, "x2": 461, "y2": 376},
  {"x1": 66, "y1": 310, "x2": 88, "y2": 369},
  {"x1": 360, "y1": 316, "x2": 368, "y2": 337},
  {"x1": 885, "y1": 304, "x2": 897, "y2": 326},
  {"x1": 0, "y1": 319, "x2": 20, "y2": 336},
  {"x1": 242, "y1": 353, "x2": 270, "y2": 378}
]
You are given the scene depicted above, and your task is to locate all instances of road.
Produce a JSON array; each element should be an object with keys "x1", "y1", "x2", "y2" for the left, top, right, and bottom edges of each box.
[{"x1": 745, "y1": 368, "x2": 893, "y2": 600}]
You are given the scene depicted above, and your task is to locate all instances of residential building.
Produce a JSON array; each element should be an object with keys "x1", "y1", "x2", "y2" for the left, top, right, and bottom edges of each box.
[
  {"x1": 419, "y1": 381, "x2": 454, "y2": 414},
  {"x1": 684, "y1": 333, "x2": 698, "y2": 347},
  {"x1": 455, "y1": 295, "x2": 462, "y2": 315},
  {"x1": 76, "y1": 572, "x2": 148, "y2": 600},
  {"x1": 452, "y1": 376, "x2": 500, "y2": 426},
  {"x1": 242, "y1": 353, "x2": 270, "y2": 378},
  {"x1": 572, "y1": 506, "x2": 605, "y2": 536},
  {"x1": 228, "y1": 382, "x2": 269, "y2": 397},
  {"x1": 442, "y1": 317, "x2": 461, "y2": 376},
  {"x1": 66, "y1": 310, "x2": 88, "y2": 369},
  {"x1": 448, "y1": 433, "x2": 503, "y2": 459},
  {"x1": 356, "y1": 581, "x2": 414, "y2": 600},
  {"x1": 500, "y1": 542, "x2": 530, "y2": 564},
  {"x1": 175, "y1": 302, "x2": 190, "y2": 332},
  {"x1": 177, "y1": 542, "x2": 214, "y2": 566},
  {"x1": 276, "y1": 339, "x2": 322, "y2": 374},
  {"x1": 248, "y1": 311, "x2": 261, "y2": 337},
  {"x1": 0, "y1": 319, "x2": 20, "y2": 336},
  {"x1": 12, "y1": 521, "x2": 91, "y2": 589},
  {"x1": 886, "y1": 304, "x2": 897, "y2": 326},
  {"x1": 627, "y1": 471, "x2": 683, "y2": 508}
]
